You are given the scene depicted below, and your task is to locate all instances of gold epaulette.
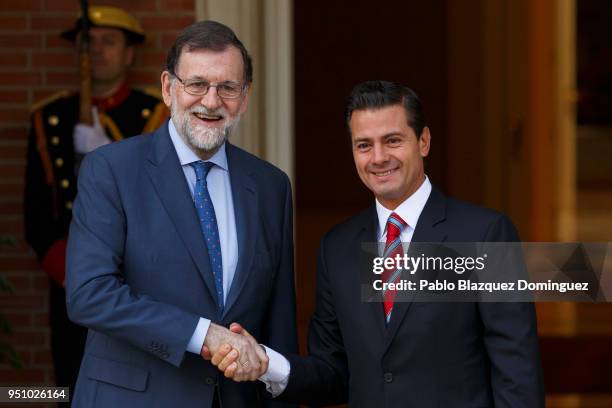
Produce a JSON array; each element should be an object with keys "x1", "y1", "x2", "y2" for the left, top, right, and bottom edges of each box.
[
  {"x1": 143, "y1": 102, "x2": 170, "y2": 133},
  {"x1": 98, "y1": 112, "x2": 124, "y2": 141},
  {"x1": 30, "y1": 90, "x2": 73, "y2": 113},
  {"x1": 139, "y1": 86, "x2": 164, "y2": 101}
]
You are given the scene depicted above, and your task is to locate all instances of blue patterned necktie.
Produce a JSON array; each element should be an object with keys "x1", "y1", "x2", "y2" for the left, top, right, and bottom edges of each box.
[{"x1": 190, "y1": 161, "x2": 224, "y2": 311}]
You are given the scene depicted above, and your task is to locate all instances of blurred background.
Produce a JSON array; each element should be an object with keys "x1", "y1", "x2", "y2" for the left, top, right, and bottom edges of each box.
[{"x1": 0, "y1": 0, "x2": 611, "y2": 407}]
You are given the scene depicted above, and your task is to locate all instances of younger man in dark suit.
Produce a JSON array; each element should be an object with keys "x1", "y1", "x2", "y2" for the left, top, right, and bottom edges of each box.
[{"x1": 210, "y1": 81, "x2": 545, "y2": 407}]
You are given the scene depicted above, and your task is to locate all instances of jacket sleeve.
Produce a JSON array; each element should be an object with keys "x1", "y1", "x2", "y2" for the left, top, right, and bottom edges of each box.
[
  {"x1": 478, "y1": 215, "x2": 545, "y2": 408},
  {"x1": 23, "y1": 116, "x2": 67, "y2": 285},
  {"x1": 65, "y1": 150, "x2": 200, "y2": 367},
  {"x1": 24, "y1": 118, "x2": 55, "y2": 259},
  {"x1": 280, "y1": 233, "x2": 349, "y2": 406},
  {"x1": 261, "y1": 175, "x2": 299, "y2": 408}
]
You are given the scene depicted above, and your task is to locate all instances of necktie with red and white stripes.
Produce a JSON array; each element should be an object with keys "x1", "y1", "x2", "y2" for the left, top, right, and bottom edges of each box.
[{"x1": 381, "y1": 212, "x2": 407, "y2": 324}]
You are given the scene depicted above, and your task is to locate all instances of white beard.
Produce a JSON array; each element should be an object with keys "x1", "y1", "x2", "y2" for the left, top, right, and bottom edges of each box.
[{"x1": 170, "y1": 88, "x2": 241, "y2": 153}]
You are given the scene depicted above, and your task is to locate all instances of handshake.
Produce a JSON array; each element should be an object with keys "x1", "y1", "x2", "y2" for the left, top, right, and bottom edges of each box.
[{"x1": 201, "y1": 322, "x2": 268, "y2": 381}]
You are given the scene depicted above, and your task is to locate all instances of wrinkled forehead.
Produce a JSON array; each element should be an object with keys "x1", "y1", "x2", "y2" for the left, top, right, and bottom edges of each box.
[{"x1": 175, "y1": 46, "x2": 245, "y2": 82}]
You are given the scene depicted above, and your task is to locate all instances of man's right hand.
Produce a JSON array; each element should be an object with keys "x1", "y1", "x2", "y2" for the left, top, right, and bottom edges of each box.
[{"x1": 202, "y1": 323, "x2": 269, "y2": 381}]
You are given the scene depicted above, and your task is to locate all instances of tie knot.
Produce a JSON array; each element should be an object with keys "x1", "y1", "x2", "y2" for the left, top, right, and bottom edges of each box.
[
  {"x1": 191, "y1": 161, "x2": 215, "y2": 181},
  {"x1": 386, "y1": 212, "x2": 407, "y2": 240}
]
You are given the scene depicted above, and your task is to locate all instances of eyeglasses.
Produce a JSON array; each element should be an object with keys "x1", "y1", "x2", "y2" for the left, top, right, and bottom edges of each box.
[{"x1": 173, "y1": 74, "x2": 245, "y2": 99}]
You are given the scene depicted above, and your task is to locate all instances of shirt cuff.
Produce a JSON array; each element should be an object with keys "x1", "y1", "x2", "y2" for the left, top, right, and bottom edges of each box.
[
  {"x1": 258, "y1": 345, "x2": 291, "y2": 397},
  {"x1": 186, "y1": 317, "x2": 211, "y2": 354}
]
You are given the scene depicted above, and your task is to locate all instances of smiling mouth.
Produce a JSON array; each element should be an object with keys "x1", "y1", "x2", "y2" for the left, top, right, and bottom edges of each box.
[
  {"x1": 192, "y1": 112, "x2": 224, "y2": 123},
  {"x1": 372, "y1": 168, "x2": 398, "y2": 177}
]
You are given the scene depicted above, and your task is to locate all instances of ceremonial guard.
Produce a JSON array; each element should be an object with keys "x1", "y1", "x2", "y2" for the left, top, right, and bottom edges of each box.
[{"x1": 23, "y1": 6, "x2": 168, "y2": 396}]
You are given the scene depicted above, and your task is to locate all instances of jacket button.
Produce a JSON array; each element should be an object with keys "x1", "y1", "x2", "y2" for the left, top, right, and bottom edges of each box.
[
  {"x1": 384, "y1": 372, "x2": 393, "y2": 383},
  {"x1": 205, "y1": 377, "x2": 216, "y2": 385}
]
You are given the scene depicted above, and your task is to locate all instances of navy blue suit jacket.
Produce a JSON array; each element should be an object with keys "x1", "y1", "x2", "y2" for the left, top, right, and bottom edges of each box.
[
  {"x1": 66, "y1": 122, "x2": 298, "y2": 407},
  {"x1": 281, "y1": 187, "x2": 544, "y2": 407}
]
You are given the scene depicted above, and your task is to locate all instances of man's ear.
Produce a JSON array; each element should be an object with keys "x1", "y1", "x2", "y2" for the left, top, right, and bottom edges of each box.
[
  {"x1": 419, "y1": 126, "x2": 431, "y2": 158},
  {"x1": 238, "y1": 84, "x2": 252, "y2": 115},
  {"x1": 161, "y1": 71, "x2": 172, "y2": 108}
]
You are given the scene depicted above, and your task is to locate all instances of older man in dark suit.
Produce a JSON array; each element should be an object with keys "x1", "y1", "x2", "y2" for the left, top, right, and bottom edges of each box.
[{"x1": 65, "y1": 21, "x2": 297, "y2": 407}]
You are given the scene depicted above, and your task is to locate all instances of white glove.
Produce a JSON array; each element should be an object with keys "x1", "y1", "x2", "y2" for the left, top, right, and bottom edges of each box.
[{"x1": 73, "y1": 107, "x2": 112, "y2": 154}]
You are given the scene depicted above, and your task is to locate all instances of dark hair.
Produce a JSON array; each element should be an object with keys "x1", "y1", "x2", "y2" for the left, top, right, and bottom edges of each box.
[
  {"x1": 345, "y1": 81, "x2": 427, "y2": 138},
  {"x1": 165, "y1": 20, "x2": 253, "y2": 84}
]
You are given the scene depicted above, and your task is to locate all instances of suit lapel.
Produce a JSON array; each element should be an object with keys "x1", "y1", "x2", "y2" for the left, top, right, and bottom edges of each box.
[
  {"x1": 383, "y1": 187, "x2": 448, "y2": 349},
  {"x1": 409, "y1": 187, "x2": 448, "y2": 244},
  {"x1": 222, "y1": 144, "x2": 257, "y2": 318},
  {"x1": 144, "y1": 123, "x2": 219, "y2": 306}
]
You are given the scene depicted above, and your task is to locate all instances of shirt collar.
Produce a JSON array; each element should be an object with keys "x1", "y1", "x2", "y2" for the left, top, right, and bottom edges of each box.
[
  {"x1": 375, "y1": 176, "x2": 432, "y2": 236},
  {"x1": 168, "y1": 119, "x2": 229, "y2": 171}
]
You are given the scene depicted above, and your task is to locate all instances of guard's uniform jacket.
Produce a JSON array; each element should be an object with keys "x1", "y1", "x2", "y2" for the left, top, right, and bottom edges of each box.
[{"x1": 23, "y1": 83, "x2": 168, "y2": 391}]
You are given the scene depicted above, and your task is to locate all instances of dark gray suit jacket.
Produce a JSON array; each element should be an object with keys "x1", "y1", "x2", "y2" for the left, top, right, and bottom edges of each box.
[{"x1": 281, "y1": 187, "x2": 544, "y2": 407}]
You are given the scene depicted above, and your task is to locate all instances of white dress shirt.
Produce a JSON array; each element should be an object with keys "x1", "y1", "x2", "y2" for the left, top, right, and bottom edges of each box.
[
  {"x1": 375, "y1": 176, "x2": 432, "y2": 246},
  {"x1": 168, "y1": 121, "x2": 287, "y2": 388},
  {"x1": 261, "y1": 176, "x2": 433, "y2": 396},
  {"x1": 167, "y1": 120, "x2": 238, "y2": 353}
]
